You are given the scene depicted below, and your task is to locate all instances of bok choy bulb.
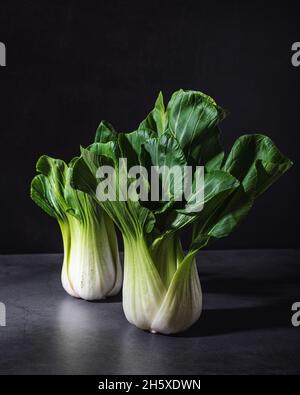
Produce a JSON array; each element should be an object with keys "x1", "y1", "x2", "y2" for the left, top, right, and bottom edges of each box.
[
  {"x1": 30, "y1": 155, "x2": 121, "y2": 300},
  {"x1": 123, "y1": 234, "x2": 202, "y2": 334}
]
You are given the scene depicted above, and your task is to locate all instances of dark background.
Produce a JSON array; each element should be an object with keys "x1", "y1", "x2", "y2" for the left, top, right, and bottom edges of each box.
[{"x1": 0, "y1": 0, "x2": 298, "y2": 254}]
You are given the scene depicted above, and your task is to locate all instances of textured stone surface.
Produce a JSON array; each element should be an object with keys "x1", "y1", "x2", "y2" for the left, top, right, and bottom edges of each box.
[{"x1": 0, "y1": 250, "x2": 300, "y2": 374}]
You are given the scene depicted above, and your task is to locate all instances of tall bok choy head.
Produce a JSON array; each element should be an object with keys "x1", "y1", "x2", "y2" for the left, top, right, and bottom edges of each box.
[
  {"x1": 72, "y1": 90, "x2": 292, "y2": 333},
  {"x1": 30, "y1": 154, "x2": 121, "y2": 300}
]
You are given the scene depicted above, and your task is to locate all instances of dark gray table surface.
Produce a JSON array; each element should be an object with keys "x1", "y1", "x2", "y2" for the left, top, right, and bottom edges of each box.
[{"x1": 0, "y1": 250, "x2": 300, "y2": 375}]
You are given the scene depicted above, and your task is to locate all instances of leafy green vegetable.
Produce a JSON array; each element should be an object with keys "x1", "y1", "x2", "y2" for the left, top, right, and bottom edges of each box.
[
  {"x1": 72, "y1": 90, "x2": 293, "y2": 333},
  {"x1": 31, "y1": 155, "x2": 121, "y2": 300}
]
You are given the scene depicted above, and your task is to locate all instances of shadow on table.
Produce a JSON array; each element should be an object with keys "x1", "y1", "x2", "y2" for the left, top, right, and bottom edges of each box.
[
  {"x1": 201, "y1": 275, "x2": 300, "y2": 297},
  {"x1": 89, "y1": 292, "x2": 122, "y2": 303},
  {"x1": 177, "y1": 301, "x2": 293, "y2": 338},
  {"x1": 172, "y1": 270, "x2": 300, "y2": 338}
]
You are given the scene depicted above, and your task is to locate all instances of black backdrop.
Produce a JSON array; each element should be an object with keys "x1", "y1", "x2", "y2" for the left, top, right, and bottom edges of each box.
[{"x1": 0, "y1": 0, "x2": 298, "y2": 253}]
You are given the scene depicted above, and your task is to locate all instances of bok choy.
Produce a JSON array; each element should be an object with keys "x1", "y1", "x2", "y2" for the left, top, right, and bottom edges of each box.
[
  {"x1": 30, "y1": 155, "x2": 121, "y2": 300},
  {"x1": 71, "y1": 90, "x2": 292, "y2": 333}
]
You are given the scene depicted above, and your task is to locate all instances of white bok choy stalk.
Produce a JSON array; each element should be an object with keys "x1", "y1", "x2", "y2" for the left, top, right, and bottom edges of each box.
[
  {"x1": 71, "y1": 90, "x2": 292, "y2": 333},
  {"x1": 30, "y1": 155, "x2": 121, "y2": 300}
]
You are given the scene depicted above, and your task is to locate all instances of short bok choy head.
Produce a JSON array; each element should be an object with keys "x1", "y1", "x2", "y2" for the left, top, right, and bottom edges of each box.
[
  {"x1": 72, "y1": 90, "x2": 293, "y2": 333},
  {"x1": 30, "y1": 154, "x2": 121, "y2": 300}
]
